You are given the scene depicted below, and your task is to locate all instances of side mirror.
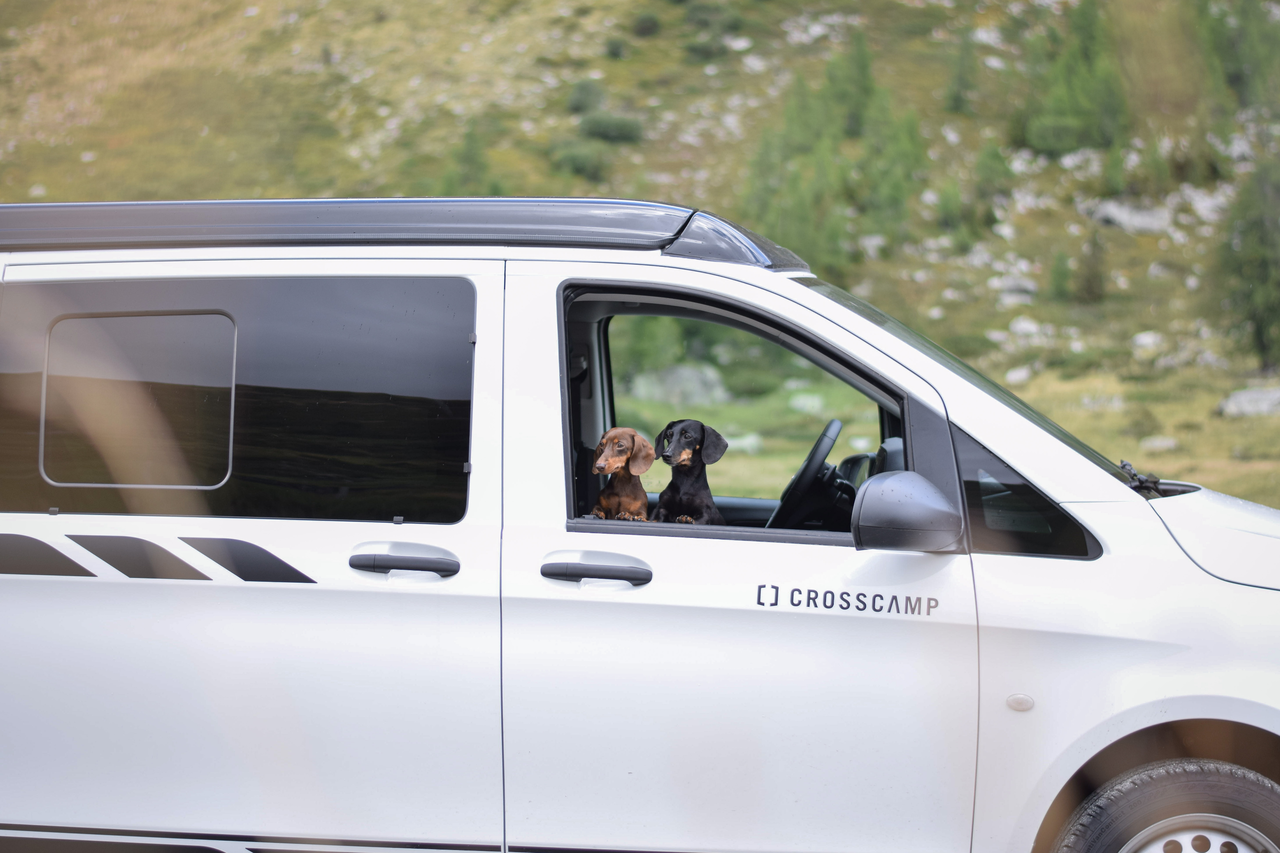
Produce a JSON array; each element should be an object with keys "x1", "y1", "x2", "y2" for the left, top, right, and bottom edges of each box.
[{"x1": 851, "y1": 471, "x2": 964, "y2": 553}]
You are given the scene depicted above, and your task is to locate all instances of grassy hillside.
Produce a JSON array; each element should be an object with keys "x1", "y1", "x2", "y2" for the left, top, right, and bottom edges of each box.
[{"x1": 2, "y1": 0, "x2": 1278, "y2": 506}]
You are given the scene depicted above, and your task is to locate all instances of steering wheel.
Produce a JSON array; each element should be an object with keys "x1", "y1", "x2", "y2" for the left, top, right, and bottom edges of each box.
[{"x1": 766, "y1": 419, "x2": 843, "y2": 529}]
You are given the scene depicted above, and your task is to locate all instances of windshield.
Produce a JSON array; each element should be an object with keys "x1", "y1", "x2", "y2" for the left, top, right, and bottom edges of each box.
[{"x1": 799, "y1": 277, "x2": 1131, "y2": 486}]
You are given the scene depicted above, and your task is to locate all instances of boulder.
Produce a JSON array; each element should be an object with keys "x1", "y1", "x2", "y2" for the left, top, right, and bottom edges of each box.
[{"x1": 1219, "y1": 386, "x2": 1280, "y2": 417}]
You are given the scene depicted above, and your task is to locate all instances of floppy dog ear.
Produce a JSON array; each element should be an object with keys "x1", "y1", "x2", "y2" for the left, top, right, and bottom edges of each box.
[
  {"x1": 629, "y1": 432, "x2": 656, "y2": 475},
  {"x1": 701, "y1": 424, "x2": 728, "y2": 464},
  {"x1": 654, "y1": 420, "x2": 679, "y2": 456}
]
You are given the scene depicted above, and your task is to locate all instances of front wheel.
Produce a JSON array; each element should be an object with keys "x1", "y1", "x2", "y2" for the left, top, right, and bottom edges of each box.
[{"x1": 1054, "y1": 760, "x2": 1280, "y2": 853}]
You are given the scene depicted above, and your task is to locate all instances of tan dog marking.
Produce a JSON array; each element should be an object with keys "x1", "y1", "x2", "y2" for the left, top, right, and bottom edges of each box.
[{"x1": 590, "y1": 427, "x2": 656, "y2": 521}]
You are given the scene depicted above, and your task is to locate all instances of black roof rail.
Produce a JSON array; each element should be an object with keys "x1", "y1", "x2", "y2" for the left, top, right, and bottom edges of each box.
[{"x1": 0, "y1": 197, "x2": 809, "y2": 271}]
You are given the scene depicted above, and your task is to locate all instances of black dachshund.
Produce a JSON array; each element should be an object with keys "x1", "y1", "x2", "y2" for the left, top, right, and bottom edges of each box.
[{"x1": 652, "y1": 419, "x2": 727, "y2": 525}]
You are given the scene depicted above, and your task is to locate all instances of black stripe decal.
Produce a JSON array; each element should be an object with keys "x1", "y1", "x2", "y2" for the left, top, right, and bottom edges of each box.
[
  {"x1": 69, "y1": 536, "x2": 209, "y2": 581},
  {"x1": 179, "y1": 538, "x2": 314, "y2": 584},
  {"x1": 0, "y1": 838, "x2": 220, "y2": 852},
  {"x1": 0, "y1": 535, "x2": 94, "y2": 577},
  {"x1": 0, "y1": 826, "x2": 497, "y2": 852}
]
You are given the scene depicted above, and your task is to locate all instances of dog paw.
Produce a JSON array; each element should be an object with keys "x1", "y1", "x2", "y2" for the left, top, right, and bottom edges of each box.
[
  {"x1": 617, "y1": 511, "x2": 635, "y2": 521},
  {"x1": 591, "y1": 508, "x2": 606, "y2": 519},
  {"x1": 676, "y1": 515, "x2": 694, "y2": 524}
]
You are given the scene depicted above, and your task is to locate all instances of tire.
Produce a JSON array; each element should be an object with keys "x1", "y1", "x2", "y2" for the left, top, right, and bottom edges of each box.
[{"x1": 1054, "y1": 760, "x2": 1280, "y2": 853}]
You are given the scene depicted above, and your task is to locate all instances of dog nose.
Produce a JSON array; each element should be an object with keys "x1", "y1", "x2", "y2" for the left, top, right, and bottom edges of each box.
[{"x1": 594, "y1": 461, "x2": 606, "y2": 472}]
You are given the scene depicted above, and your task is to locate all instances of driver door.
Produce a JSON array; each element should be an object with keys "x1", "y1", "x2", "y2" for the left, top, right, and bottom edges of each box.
[{"x1": 500, "y1": 261, "x2": 978, "y2": 853}]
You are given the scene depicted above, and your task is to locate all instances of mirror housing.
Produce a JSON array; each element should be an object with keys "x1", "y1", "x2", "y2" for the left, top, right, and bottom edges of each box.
[{"x1": 851, "y1": 471, "x2": 964, "y2": 553}]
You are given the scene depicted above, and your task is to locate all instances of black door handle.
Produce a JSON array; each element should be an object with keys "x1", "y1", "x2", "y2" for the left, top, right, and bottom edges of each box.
[
  {"x1": 349, "y1": 554, "x2": 460, "y2": 576},
  {"x1": 540, "y1": 562, "x2": 652, "y2": 585}
]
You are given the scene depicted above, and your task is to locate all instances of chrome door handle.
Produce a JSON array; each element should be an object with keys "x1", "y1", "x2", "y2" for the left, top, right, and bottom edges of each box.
[
  {"x1": 540, "y1": 562, "x2": 652, "y2": 585},
  {"x1": 349, "y1": 554, "x2": 460, "y2": 576}
]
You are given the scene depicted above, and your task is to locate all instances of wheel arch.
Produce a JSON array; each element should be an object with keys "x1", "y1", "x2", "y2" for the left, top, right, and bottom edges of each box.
[{"x1": 1031, "y1": 719, "x2": 1280, "y2": 853}]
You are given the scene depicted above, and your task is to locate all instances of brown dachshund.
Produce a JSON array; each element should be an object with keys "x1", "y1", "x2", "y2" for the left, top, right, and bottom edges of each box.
[{"x1": 590, "y1": 427, "x2": 656, "y2": 521}]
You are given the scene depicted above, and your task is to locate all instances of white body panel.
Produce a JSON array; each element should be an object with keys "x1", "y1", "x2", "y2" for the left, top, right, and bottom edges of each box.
[
  {"x1": 499, "y1": 261, "x2": 979, "y2": 852},
  {"x1": 0, "y1": 257, "x2": 507, "y2": 847},
  {"x1": 969, "y1": 498, "x2": 1280, "y2": 853}
]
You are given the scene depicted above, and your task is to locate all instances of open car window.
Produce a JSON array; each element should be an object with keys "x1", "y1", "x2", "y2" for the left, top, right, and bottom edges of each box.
[
  {"x1": 608, "y1": 315, "x2": 883, "y2": 503},
  {"x1": 563, "y1": 289, "x2": 907, "y2": 534}
]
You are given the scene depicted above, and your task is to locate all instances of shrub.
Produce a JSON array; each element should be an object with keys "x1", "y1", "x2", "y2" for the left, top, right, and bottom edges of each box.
[
  {"x1": 568, "y1": 80, "x2": 604, "y2": 114},
  {"x1": 552, "y1": 139, "x2": 612, "y2": 181},
  {"x1": 685, "y1": 38, "x2": 727, "y2": 61},
  {"x1": 579, "y1": 111, "x2": 643, "y2": 143},
  {"x1": 605, "y1": 37, "x2": 628, "y2": 59},
  {"x1": 685, "y1": 3, "x2": 742, "y2": 33},
  {"x1": 632, "y1": 12, "x2": 661, "y2": 37}
]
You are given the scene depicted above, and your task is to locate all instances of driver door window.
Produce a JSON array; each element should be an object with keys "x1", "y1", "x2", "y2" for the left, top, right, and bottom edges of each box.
[{"x1": 566, "y1": 299, "x2": 904, "y2": 533}]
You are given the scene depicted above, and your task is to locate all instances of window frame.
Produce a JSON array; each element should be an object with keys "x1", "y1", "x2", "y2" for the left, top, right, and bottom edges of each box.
[{"x1": 556, "y1": 279, "x2": 964, "y2": 547}]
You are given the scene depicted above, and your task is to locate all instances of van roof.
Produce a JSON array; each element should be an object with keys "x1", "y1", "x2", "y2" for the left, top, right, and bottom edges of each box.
[{"x1": 0, "y1": 198, "x2": 808, "y2": 271}]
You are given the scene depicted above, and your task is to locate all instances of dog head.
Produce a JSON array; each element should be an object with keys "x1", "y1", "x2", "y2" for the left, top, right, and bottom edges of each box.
[
  {"x1": 655, "y1": 419, "x2": 728, "y2": 467},
  {"x1": 593, "y1": 427, "x2": 656, "y2": 476}
]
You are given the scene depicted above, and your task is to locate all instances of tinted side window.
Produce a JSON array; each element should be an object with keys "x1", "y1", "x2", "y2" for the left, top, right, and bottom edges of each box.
[
  {"x1": 951, "y1": 426, "x2": 1098, "y2": 559},
  {"x1": 0, "y1": 277, "x2": 475, "y2": 523}
]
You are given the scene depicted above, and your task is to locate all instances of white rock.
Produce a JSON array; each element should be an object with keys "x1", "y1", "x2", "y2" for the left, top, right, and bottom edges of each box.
[
  {"x1": 1139, "y1": 435, "x2": 1179, "y2": 453},
  {"x1": 1009, "y1": 315, "x2": 1040, "y2": 336},
  {"x1": 1088, "y1": 199, "x2": 1172, "y2": 234},
  {"x1": 630, "y1": 364, "x2": 731, "y2": 406},
  {"x1": 28, "y1": 184, "x2": 46, "y2": 198},
  {"x1": 858, "y1": 234, "x2": 887, "y2": 259},
  {"x1": 983, "y1": 56, "x2": 1006, "y2": 70},
  {"x1": 1130, "y1": 331, "x2": 1165, "y2": 359},
  {"x1": 725, "y1": 433, "x2": 763, "y2": 454},
  {"x1": 788, "y1": 393, "x2": 825, "y2": 415},
  {"x1": 972, "y1": 27, "x2": 1004, "y2": 47},
  {"x1": 1005, "y1": 365, "x2": 1033, "y2": 385},
  {"x1": 987, "y1": 274, "x2": 1038, "y2": 293},
  {"x1": 1219, "y1": 386, "x2": 1280, "y2": 417}
]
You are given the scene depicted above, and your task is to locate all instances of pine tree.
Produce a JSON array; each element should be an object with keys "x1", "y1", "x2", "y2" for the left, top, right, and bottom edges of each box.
[
  {"x1": 826, "y1": 31, "x2": 875, "y2": 137},
  {"x1": 1021, "y1": 0, "x2": 1129, "y2": 155},
  {"x1": 1219, "y1": 159, "x2": 1280, "y2": 371},
  {"x1": 1050, "y1": 251, "x2": 1072, "y2": 300},
  {"x1": 945, "y1": 29, "x2": 978, "y2": 114},
  {"x1": 1076, "y1": 228, "x2": 1107, "y2": 303}
]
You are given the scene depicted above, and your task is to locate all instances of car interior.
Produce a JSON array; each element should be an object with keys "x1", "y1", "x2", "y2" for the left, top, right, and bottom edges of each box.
[{"x1": 562, "y1": 288, "x2": 909, "y2": 531}]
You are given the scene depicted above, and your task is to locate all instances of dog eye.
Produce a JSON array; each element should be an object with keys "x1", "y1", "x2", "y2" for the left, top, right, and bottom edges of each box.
[{"x1": 682, "y1": 431, "x2": 692, "y2": 439}]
